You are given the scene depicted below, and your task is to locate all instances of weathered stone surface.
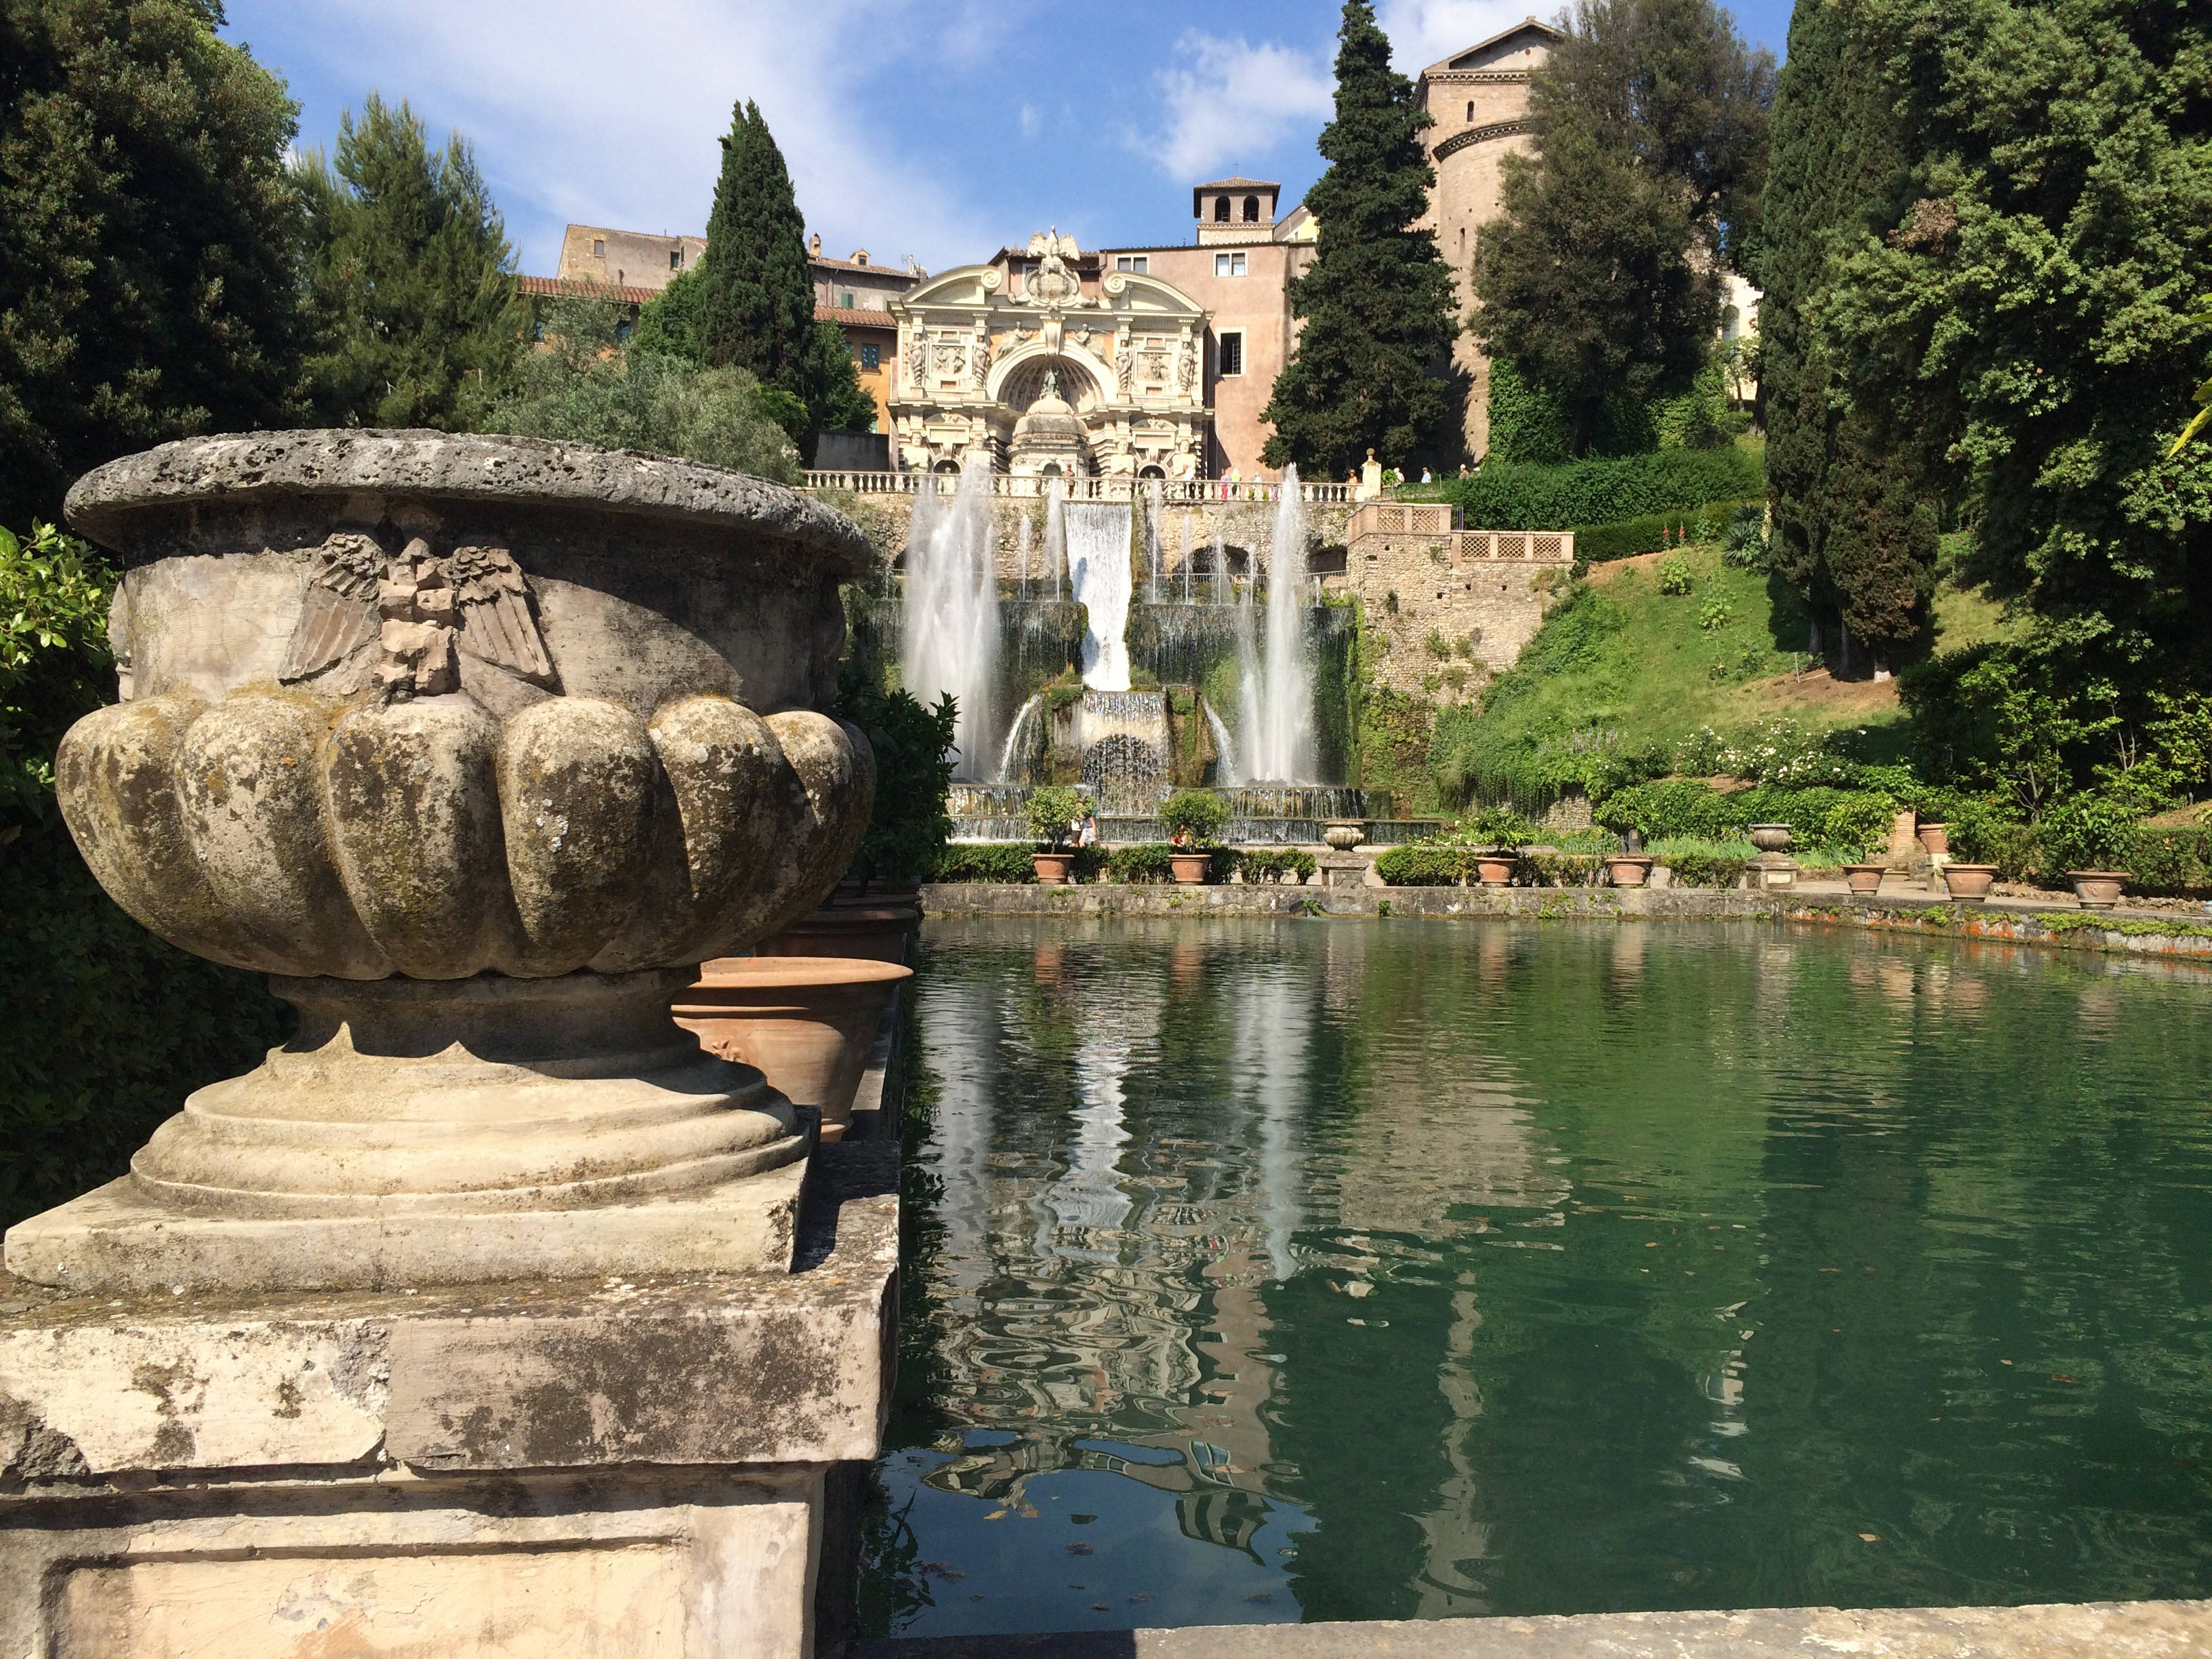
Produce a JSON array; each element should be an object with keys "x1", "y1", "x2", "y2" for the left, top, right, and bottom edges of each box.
[{"x1": 855, "y1": 1601, "x2": 2212, "y2": 1658}]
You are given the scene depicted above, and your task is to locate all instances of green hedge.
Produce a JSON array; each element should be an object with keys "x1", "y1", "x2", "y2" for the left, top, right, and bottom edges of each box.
[
  {"x1": 1597, "y1": 781, "x2": 1895, "y2": 860},
  {"x1": 930, "y1": 843, "x2": 1036, "y2": 882},
  {"x1": 1239, "y1": 848, "x2": 1316, "y2": 883},
  {"x1": 1375, "y1": 845, "x2": 1498, "y2": 885},
  {"x1": 1952, "y1": 817, "x2": 2212, "y2": 893},
  {"x1": 1108, "y1": 844, "x2": 1179, "y2": 883},
  {"x1": 1572, "y1": 499, "x2": 1761, "y2": 565},
  {"x1": 1439, "y1": 448, "x2": 1765, "y2": 531}
]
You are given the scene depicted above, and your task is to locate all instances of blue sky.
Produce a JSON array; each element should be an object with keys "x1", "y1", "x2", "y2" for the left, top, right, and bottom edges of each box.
[{"x1": 222, "y1": 1, "x2": 1795, "y2": 280}]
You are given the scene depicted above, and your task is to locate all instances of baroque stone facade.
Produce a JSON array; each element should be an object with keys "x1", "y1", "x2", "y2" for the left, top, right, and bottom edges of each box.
[{"x1": 889, "y1": 230, "x2": 1212, "y2": 478}]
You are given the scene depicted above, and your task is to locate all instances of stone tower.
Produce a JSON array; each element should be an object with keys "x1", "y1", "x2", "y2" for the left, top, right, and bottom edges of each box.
[{"x1": 1414, "y1": 17, "x2": 1563, "y2": 459}]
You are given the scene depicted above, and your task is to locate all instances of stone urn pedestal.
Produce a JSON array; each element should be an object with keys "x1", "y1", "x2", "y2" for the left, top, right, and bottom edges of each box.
[{"x1": 0, "y1": 433, "x2": 892, "y2": 1659}]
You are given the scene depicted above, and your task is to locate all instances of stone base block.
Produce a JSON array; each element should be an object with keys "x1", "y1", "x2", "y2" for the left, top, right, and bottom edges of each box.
[
  {"x1": 1, "y1": 1155, "x2": 898, "y2": 1658},
  {"x1": 3, "y1": 1154, "x2": 808, "y2": 1296}
]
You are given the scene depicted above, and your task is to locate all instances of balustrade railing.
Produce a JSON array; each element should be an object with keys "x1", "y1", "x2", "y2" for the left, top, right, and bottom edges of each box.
[{"x1": 803, "y1": 470, "x2": 1355, "y2": 506}]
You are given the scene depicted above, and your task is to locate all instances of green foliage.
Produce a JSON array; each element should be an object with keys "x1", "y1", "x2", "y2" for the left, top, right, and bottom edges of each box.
[
  {"x1": 832, "y1": 663, "x2": 955, "y2": 888},
  {"x1": 930, "y1": 843, "x2": 1037, "y2": 883},
  {"x1": 1455, "y1": 804, "x2": 1538, "y2": 847},
  {"x1": 1657, "y1": 556, "x2": 1694, "y2": 596},
  {"x1": 0, "y1": 0, "x2": 308, "y2": 527},
  {"x1": 1157, "y1": 789, "x2": 1228, "y2": 845},
  {"x1": 478, "y1": 296, "x2": 800, "y2": 480},
  {"x1": 1473, "y1": 0, "x2": 1774, "y2": 455},
  {"x1": 635, "y1": 267, "x2": 707, "y2": 363},
  {"x1": 1261, "y1": 1, "x2": 1458, "y2": 474},
  {"x1": 1106, "y1": 843, "x2": 1178, "y2": 884},
  {"x1": 0, "y1": 519, "x2": 285, "y2": 1226},
  {"x1": 298, "y1": 94, "x2": 527, "y2": 430},
  {"x1": 1483, "y1": 360, "x2": 1575, "y2": 464},
  {"x1": 1645, "y1": 839, "x2": 1753, "y2": 887},
  {"x1": 1698, "y1": 597, "x2": 1734, "y2": 632},
  {"x1": 1720, "y1": 504, "x2": 1768, "y2": 570},
  {"x1": 1572, "y1": 499, "x2": 1759, "y2": 565},
  {"x1": 1237, "y1": 848, "x2": 1317, "y2": 882},
  {"x1": 1374, "y1": 844, "x2": 1499, "y2": 885},
  {"x1": 2035, "y1": 792, "x2": 2141, "y2": 875},
  {"x1": 1443, "y1": 447, "x2": 1764, "y2": 529},
  {"x1": 687, "y1": 100, "x2": 868, "y2": 459},
  {"x1": 1820, "y1": 0, "x2": 2212, "y2": 678},
  {"x1": 1597, "y1": 780, "x2": 1896, "y2": 858},
  {"x1": 1026, "y1": 784, "x2": 1088, "y2": 849}
]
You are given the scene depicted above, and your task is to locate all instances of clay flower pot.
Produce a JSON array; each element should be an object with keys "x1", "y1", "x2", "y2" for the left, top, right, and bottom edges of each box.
[
  {"x1": 10, "y1": 430, "x2": 878, "y2": 1294},
  {"x1": 1605, "y1": 855, "x2": 1656, "y2": 888},
  {"x1": 1034, "y1": 851, "x2": 1076, "y2": 884},
  {"x1": 1322, "y1": 821, "x2": 1367, "y2": 851},
  {"x1": 758, "y1": 903, "x2": 920, "y2": 964},
  {"x1": 674, "y1": 956, "x2": 914, "y2": 1141},
  {"x1": 1170, "y1": 852, "x2": 1214, "y2": 884},
  {"x1": 1476, "y1": 852, "x2": 1519, "y2": 886},
  {"x1": 1748, "y1": 823, "x2": 1794, "y2": 853},
  {"x1": 1941, "y1": 863, "x2": 1999, "y2": 903},
  {"x1": 1917, "y1": 823, "x2": 1950, "y2": 857},
  {"x1": 2067, "y1": 871, "x2": 2131, "y2": 912},
  {"x1": 1843, "y1": 864, "x2": 1885, "y2": 895}
]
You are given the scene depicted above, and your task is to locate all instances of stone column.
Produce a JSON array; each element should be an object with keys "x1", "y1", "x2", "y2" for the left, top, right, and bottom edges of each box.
[{"x1": 0, "y1": 432, "x2": 894, "y2": 1658}]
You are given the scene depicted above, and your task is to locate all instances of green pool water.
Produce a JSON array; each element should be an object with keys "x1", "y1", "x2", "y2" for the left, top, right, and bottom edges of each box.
[{"x1": 860, "y1": 916, "x2": 2212, "y2": 1637}]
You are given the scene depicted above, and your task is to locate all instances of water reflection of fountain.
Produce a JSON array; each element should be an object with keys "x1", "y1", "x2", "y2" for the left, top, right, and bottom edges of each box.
[{"x1": 902, "y1": 462, "x2": 1000, "y2": 779}]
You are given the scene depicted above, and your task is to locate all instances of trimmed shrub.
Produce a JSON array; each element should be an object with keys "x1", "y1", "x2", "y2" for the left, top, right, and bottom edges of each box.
[
  {"x1": 1646, "y1": 840, "x2": 1752, "y2": 888},
  {"x1": 1375, "y1": 844, "x2": 1506, "y2": 885},
  {"x1": 1107, "y1": 844, "x2": 1178, "y2": 883},
  {"x1": 1597, "y1": 781, "x2": 1895, "y2": 861},
  {"x1": 1441, "y1": 448, "x2": 1765, "y2": 531},
  {"x1": 2126, "y1": 825, "x2": 2212, "y2": 894},
  {"x1": 1574, "y1": 499, "x2": 1761, "y2": 565},
  {"x1": 1238, "y1": 848, "x2": 1317, "y2": 883},
  {"x1": 931, "y1": 843, "x2": 1037, "y2": 882},
  {"x1": 1526, "y1": 852, "x2": 1605, "y2": 886}
]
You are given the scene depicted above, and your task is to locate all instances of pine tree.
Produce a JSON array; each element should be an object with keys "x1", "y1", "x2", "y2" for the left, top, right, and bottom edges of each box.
[
  {"x1": 691, "y1": 100, "x2": 869, "y2": 460},
  {"x1": 300, "y1": 95, "x2": 528, "y2": 430},
  {"x1": 1759, "y1": 0, "x2": 1933, "y2": 667},
  {"x1": 0, "y1": 0, "x2": 308, "y2": 527},
  {"x1": 1261, "y1": 1, "x2": 1458, "y2": 476},
  {"x1": 1473, "y1": 0, "x2": 1772, "y2": 457}
]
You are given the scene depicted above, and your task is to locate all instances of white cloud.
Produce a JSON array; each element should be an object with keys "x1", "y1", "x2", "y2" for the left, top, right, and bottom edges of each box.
[
  {"x1": 1374, "y1": 0, "x2": 1553, "y2": 73},
  {"x1": 227, "y1": 0, "x2": 1000, "y2": 276},
  {"x1": 1139, "y1": 30, "x2": 1333, "y2": 180}
]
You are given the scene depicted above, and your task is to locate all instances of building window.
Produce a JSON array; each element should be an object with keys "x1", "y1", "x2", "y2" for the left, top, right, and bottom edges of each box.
[
  {"x1": 1218, "y1": 331, "x2": 1244, "y2": 377},
  {"x1": 1214, "y1": 251, "x2": 1247, "y2": 277},
  {"x1": 1467, "y1": 100, "x2": 1475, "y2": 121},
  {"x1": 860, "y1": 343, "x2": 880, "y2": 371},
  {"x1": 1242, "y1": 194, "x2": 1260, "y2": 223},
  {"x1": 615, "y1": 317, "x2": 632, "y2": 342},
  {"x1": 593, "y1": 238, "x2": 605, "y2": 258},
  {"x1": 1115, "y1": 254, "x2": 1149, "y2": 274},
  {"x1": 1214, "y1": 195, "x2": 1231, "y2": 222},
  {"x1": 841, "y1": 290, "x2": 856, "y2": 308},
  {"x1": 670, "y1": 248, "x2": 682, "y2": 269}
]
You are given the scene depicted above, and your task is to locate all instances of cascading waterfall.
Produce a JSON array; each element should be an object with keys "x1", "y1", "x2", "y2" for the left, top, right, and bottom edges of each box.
[
  {"x1": 1044, "y1": 478, "x2": 1067, "y2": 603},
  {"x1": 1145, "y1": 482, "x2": 1164, "y2": 603},
  {"x1": 1204, "y1": 701, "x2": 1242, "y2": 787},
  {"x1": 1179, "y1": 516, "x2": 1194, "y2": 603},
  {"x1": 1211, "y1": 534, "x2": 1227, "y2": 607},
  {"x1": 1238, "y1": 463, "x2": 1317, "y2": 783},
  {"x1": 1065, "y1": 501, "x2": 1135, "y2": 691},
  {"x1": 901, "y1": 462, "x2": 1001, "y2": 780},
  {"x1": 1018, "y1": 515, "x2": 1032, "y2": 598}
]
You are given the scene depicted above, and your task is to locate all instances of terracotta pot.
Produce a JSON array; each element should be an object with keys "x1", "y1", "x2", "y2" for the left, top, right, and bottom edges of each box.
[
  {"x1": 1605, "y1": 855, "x2": 1656, "y2": 888},
  {"x1": 2067, "y1": 870, "x2": 2130, "y2": 912},
  {"x1": 1940, "y1": 863, "x2": 1998, "y2": 902},
  {"x1": 756, "y1": 904, "x2": 918, "y2": 964},
  {"x1": 1917, "y1": 823, "x2": 1950, "y2": 857},
  {"x1": 1170, "y1": 853, "x2": 1214, "y2": 885},
  {"x1": 1748, "y1": 823, "x2": 1794, "y2": 853},
  {"x1": 674, "y1": 956, "x2": 914, "y2": 1140},
  {"x1": 1476, "y1": 853, "x2": 1519, "y2": 887},
  {"x1": 1843, "y1": 863, "x2": 1885, "y2": 895},
  {"x1": 1034, "y1": 852, "x2": 1076, "y2": 884}
]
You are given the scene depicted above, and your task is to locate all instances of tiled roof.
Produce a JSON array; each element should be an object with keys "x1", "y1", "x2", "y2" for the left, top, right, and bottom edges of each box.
[
  {"x1": 518, "y1": 274, "x2": 657, "y2": 305},
  {"x1": 809, "y1": 252, "x2": 918, "y2": 279},
  {"x1": 1193, "y1": 176, "x2": 1279, "y2": 191},
  {"x1": 818, "y1": 304, "x2": 899, "y2": 327}
]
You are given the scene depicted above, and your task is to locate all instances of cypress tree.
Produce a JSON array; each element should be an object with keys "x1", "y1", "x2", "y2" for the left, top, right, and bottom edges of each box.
[
  {"x1": 300, "y1": 94, "x2": 527, "y2": 430},
  {"x1": 1261, "y1": 0, "x2": 1458, "y2": 476},
  {"x1": 1760, "y1": 0, "x2": 1931, "y2": 669},
  {"x1": 0, "y1": 0, "x2": 307, "y2": 527},
  {"x1": 692, "y1": 99, "x2": 870, "y2": 459}
]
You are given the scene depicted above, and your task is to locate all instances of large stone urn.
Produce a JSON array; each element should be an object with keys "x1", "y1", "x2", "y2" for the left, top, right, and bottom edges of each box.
[{"x1": 5, "y1": 432, "x2": 877, "y2": 1295}]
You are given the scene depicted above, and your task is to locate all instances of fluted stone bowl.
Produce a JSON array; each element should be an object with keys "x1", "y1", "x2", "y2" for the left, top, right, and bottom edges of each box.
[{"x1": 57, "y1": 430, "x2": 877, "y2": 981}]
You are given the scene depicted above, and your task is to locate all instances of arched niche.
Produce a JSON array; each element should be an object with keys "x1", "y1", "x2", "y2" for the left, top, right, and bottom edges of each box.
[{"x1": 990, "y1": 346, "x2": 1110, "y2": 413}]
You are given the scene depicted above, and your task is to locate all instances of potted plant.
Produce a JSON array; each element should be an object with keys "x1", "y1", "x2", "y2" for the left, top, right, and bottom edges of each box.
[
  {"x1": 1843, "y1": 864, "x2": 1885, "y2": 895},
  {"x1": 2043, "y1": 793, "x2": 2135, "y2": 912},
  {"x1": 1027, "y1": 784, "x2": 1088, "y2": 884},
  {"x1": 1159, "y1": 790, "x2": 1228, "y2": 883},
  {"x1": 1461, "y1": 805, "x2": 1533, "y2": 886}
]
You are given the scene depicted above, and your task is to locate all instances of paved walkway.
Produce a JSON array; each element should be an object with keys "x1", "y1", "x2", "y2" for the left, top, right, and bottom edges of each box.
[{"x1": 851, "y1": 1599, "x2": 2212, "y2": 1657}]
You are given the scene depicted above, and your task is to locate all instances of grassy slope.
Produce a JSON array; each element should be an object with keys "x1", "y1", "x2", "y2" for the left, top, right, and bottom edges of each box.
[{"x1": 1470, "y1": 539, "x2": 2017, "y2": 762}]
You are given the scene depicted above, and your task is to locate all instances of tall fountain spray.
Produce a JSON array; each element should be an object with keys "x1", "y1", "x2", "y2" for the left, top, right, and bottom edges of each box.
[
  {"x1": 1044, "y1": 477, "x2": 1067, "y2": 603},
  {"x1": 902, "y1": 462, "x2": 1001, "y2": 779},
  {"x1": 1211, "y1": 534, "x2": 1228, "y2": 607},
  {"x1": 1066, "y1": 501, "x2": 1135, "y2": 691},
  {"x1": 1179, "y1": 516, "x2": 1194, "y2": 603},
  {"x1": 1239, "y1": 464, "x2": 1317, "y2": 782}
]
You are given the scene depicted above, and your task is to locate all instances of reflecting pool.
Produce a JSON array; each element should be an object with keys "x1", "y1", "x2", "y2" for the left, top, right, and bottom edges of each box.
[{"x1": 861, "y1": 917, "x2": 2212, "y2": 1636}]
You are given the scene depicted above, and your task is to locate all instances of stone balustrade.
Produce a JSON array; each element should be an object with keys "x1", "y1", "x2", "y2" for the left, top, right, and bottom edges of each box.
[{"x1": 804, "y1": 468, "x2": 1355, "y2": 505}]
